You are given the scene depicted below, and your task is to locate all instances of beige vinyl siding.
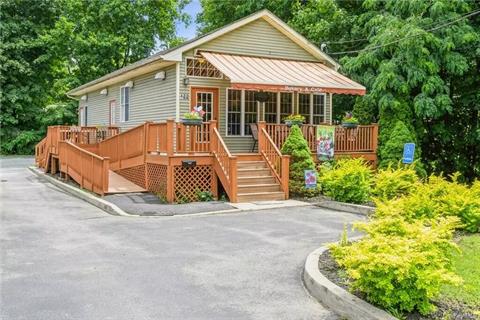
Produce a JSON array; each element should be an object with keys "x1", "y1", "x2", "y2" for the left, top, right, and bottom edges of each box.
[
  {"x1": 80, "y1": 65, "x2": 176, "y2": 131},
  {"x1": 197, "y1": 19, "x2": 317, "y2": 61}
]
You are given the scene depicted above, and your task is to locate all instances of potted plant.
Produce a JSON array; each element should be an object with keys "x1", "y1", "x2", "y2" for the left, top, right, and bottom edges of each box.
[
  {"x1": 181, "y1": 106, "x2": 204, "y2": 126},
  {"x1": 341, "y1": 112, "x2": 359, "y2": 128},
  {"x1": 284, "y1": 114, "x2": 305, "y2": 127}
]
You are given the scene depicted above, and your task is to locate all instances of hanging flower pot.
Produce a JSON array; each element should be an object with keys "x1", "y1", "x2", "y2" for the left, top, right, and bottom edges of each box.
[
  {"x1": 181, "y1": 106, "x2": 204, "y2": 126},
  {"x1": 283, "y1": 114, "x2": 305, "y2": 127}
]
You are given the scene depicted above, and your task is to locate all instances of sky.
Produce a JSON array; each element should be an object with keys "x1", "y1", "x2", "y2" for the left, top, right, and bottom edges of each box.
[{"x1": 176, "y1": 0, "x2": 202, "y2": 40}]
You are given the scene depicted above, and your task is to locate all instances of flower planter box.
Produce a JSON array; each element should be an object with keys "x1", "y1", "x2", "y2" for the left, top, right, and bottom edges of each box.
[
  {"x1": 284, "y1": 120, "x2": 303, "y2": 127},
  {"x1": 180, "y1": 118, "x2": 203, "y2": 126},
  {"x1": 341, "y1": 122, "x2": 359, "y2": 128}
]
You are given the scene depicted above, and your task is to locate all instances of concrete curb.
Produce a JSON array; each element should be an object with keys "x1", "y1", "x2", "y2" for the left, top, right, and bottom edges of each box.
[
  {"x1": 316, "y1": 200, "x2": 374, "y2": 216},
  {"x1": 28, "y1": 167, "x2": 313, "y2": 218},
  {"x1": 303, "y1": 245, "x2": 397, "y2": 320},
  {"x1": 28, "y1": 167, "x2": 135, "y2": 217}
]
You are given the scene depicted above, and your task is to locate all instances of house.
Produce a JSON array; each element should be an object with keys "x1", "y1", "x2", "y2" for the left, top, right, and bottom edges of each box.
[{"x1": 37, "y1": 10, "x2": 377, "y2": 203}]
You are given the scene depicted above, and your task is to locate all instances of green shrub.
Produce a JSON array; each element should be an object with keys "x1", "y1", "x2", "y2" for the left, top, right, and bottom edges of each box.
[
  {"x1": 372, "y1": 164, "x2": 418, "y2": 200},
  {"x1": 281, "y1": 125, "x2": 319, "y2": 197},
  {"x1": 331, "y1": 215, "x2": 462, "y2": 315},
  {"x1": 319, "y1": 158, "x2": 373, "y2": 204},
  {"x1": 374, "y1": 174, "x2": 480, "y2": 232}
]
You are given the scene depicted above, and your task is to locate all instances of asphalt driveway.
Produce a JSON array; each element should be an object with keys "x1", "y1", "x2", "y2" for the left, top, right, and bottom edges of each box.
[{"x1": 1, "y1": 157, "x2": 363, "y2": 320}]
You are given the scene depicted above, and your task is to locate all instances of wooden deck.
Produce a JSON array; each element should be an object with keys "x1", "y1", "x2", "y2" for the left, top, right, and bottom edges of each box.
[{"x1": 35, "y1": 121, "x2": 378, "y2": 202}]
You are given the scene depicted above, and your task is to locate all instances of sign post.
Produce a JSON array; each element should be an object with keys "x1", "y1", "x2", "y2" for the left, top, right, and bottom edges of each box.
[
  {"x1": 316, "y1": 125, "x2": 335, "y2": 161},
  {"x1": 402, "y1": 143, "x2": 415, "y2": 164},
  {"x1": 304, "y1": 170, "x2": 317, "y2": 189}
]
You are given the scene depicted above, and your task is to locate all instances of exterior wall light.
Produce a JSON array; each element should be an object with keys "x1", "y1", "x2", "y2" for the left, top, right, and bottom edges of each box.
[
  {"x1": 124, "y1": 81, "x2": 134, "y2": 88},
  {"x1": 100, "y1": 88, "x2": 108, "y2": 95},
  {"x1": 154, "y1": 71, "x2": 166, "y2": 80},
  {"x1": 183, "y1": 77, "x2": 189, "y2": 86},
  {"x1": 80, "y1": 95, "x2": 87, "y2": 101}
]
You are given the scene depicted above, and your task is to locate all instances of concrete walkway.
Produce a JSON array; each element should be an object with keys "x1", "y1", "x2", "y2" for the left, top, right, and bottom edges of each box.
[{"x1": 1, "y1": 157, "x2": 363, "y2": 320}]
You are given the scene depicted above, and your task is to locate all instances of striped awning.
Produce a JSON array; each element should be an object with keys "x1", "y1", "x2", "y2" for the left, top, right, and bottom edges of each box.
[{"x1": 200, "y1": 51, "x2": 366, "y2": 95}]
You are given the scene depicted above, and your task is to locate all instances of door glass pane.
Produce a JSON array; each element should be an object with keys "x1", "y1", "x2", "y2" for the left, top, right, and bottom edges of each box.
[{"x1": 196, "y1": 92, "x2": 213, "y2": 121}]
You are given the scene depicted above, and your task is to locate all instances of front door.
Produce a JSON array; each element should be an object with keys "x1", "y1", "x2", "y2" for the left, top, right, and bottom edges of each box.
[{"x1": 190, "y1": 87, "x2": 219, "y2": 122}]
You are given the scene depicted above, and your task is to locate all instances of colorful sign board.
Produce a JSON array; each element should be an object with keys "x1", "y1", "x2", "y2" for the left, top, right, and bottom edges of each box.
[
  {"x1": 402, "y1": 143, "x2": 415, "y2": 164},
  {"x1": 316, "y1": 125, "x2": 335, "y2": 161},
  {"x1": 304, "y1": 170, "x2": 317, "y2": 189}
]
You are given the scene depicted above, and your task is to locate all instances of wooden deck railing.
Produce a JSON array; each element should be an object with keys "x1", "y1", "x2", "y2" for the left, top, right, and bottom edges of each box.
[
  {"x1": 58, "y1": 140, "x2": 110, "y2": 195},
  {"x1": 35, "y1": 137, "x2": 48, "y2": 167},
  {"x1": 146, "y1": 122, "x2": 168, "y2": 154},
  {"x1": 210, "y1": 120, "x2": 237, "y2": 202},
  {"x1": 258, "y1": 122, "x2": 290, "y2": 198},
  {"x1": 60, "y1": 126, "x2": 119, "y2": 145},
  {"x1": 176, "y1": 122, "x2": 211, "y2": 153},
  {"x1": 265, "y1": 123, "x2": 379, "y2": 154}
]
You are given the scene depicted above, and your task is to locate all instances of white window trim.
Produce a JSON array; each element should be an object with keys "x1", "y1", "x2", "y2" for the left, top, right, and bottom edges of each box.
[
  {"x1": 185, "y1": 56, "x2": 224, "y2": 80},
  {"x1": 312, "y1": 93, "x2": 327, "y2": 124},
  {"x1": 193, "y1": 90, "x2": 215, "y2": 121},
  {"x1": 120, "y1": 86, "x2": 130, "y2": 122},
  {"x1": 226, "y1": 88, "x2": 261, "y2": 137}
]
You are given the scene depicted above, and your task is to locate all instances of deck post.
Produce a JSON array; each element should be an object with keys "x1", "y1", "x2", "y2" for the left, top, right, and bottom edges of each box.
[
  {"x1": 229, "y1": 156, "x2": 238, "y2": 203},
  {"x1": 102, "y1": 157, "x2": 110, "y2": 195},
  {"x1": 257, "y1": 121, "x2": 266, "y2": 154},
  {"x1": 281, "y1": 155, "x2": 290, "y2": 199},
  {"x1": 143, "y1": 122, "x2": 150, "y2": 189},
  {"x1": 166, "y1": 158, "x2": 175, "y2": 203},
  {"x1": 209, "y1": 120, "x2": 217, "y2": 153},
  {"x1": 166, "y1": 119, "x2": 174, "y2": 156},
  {"x1": 372, "y1": 123, "x2": 379, "y2": 153}
]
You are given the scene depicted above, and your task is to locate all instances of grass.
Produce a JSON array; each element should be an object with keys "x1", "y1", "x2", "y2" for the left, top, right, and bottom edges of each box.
[{"x1": 441, "y1": 233, "x2": 480, "y2": 307}]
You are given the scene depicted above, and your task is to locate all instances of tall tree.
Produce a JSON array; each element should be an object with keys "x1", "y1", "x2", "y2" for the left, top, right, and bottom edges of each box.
[
  {"x1": 0, "y1": 0, "x2": 59, "y2": 154},
  {"x1": 1, "y1": 0, "x2": 188, "y2": 154}
]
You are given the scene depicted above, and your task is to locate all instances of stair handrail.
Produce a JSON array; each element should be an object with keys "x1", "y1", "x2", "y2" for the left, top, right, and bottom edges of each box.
[
  {"x1": 258, "y1": 122, "x2": 290, "y2": 198},
  {"x1": 209, "y1": 120, "x2": 237, "y2": 202},
  {"x1": 58, "y1": 140, "x2": 110, "y2": 195}
]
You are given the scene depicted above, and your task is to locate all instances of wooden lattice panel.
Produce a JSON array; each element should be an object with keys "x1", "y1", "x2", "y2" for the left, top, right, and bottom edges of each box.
[
  {"x1": 146, "y1": 164, "x2": 168, "y2": 197},
  {"x1": 174, "y1": 165, "x2": 213, "y2": 202},
  {"x1": 117, "y1": 164, "x2": 146, "y2": 188}
]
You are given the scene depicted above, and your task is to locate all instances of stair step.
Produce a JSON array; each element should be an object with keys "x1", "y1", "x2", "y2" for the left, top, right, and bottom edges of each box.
[
  {"x1": 237, "y1": 161, "x2": 268, "y2": 169},
  {"x1": 237, "y1": 168, "x2": 272, "y2": 177},
  {"x1": 238, "y1": 176, "x2": 277, "y2": 184},
  {"x1": 238, "y1": 183, "x2": 281, "y2": 192},
  {"x1": 237, "y1": 191, "x2": 285, "y2": 202}
]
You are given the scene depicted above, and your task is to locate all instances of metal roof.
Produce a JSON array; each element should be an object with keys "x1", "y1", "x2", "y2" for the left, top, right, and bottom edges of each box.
[{"x1": 200, "y1": 52, "x2": 365, "y2": 95}]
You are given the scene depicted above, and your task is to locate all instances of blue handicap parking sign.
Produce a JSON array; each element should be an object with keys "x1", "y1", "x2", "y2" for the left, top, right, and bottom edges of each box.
[{"x1": 402, "y1": 143, "x2": 415, "y2": 164}]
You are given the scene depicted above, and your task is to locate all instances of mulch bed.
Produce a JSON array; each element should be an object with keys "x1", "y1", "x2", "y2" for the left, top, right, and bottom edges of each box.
[{"x1": 318, "y1": 249, "x2": 478, "y2": 320}]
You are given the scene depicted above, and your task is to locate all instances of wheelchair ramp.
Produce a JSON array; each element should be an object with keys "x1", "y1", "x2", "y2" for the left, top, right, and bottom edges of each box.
[{"x1": 107, "y1": 170, "x2": 146, "y2": 194}]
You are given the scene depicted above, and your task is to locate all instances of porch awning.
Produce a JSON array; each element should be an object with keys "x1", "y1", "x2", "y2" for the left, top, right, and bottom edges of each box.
[{"x1": 200, "y1": 51, "x2": 366, "y2": 95}]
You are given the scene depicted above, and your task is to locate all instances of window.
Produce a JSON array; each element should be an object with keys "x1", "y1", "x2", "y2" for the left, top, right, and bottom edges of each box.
[
  {"x1": 280, "y1": 92, "x2": 293, "y2": 121},
  {"x1": 227, "y1": 89, "x2": 242, "y2": 136},
  {"x1": 186, "y1": 57, "x2": 222, "y2": 78},
  {"x1": 244, "y1": 90, "x2": 258, "y2": 135},
  {"x1": 264, "y1": 92, "x2": 277, "y2": 124},
  {"x1": 120, "y1": 87, "x2": 130, "y2": 122},
  {"x1": 312, "y1": 94, "x2": 326, "y2": 124},
  {"x1": 299, "y1": 93, "x2": 311, "y2": 124}
]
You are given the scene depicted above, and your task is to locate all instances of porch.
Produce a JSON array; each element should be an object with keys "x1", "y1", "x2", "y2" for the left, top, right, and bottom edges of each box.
[{"x1": 35, "y1": 120, "x2": 378, "y2": 203}]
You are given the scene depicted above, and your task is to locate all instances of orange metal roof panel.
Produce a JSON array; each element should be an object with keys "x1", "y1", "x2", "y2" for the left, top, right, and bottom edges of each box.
[{"x1": 200, "y1": 52, "x2": 366, "y2": 95}]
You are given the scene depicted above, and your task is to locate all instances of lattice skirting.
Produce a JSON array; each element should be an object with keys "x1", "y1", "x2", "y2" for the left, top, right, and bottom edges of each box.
[
  {"x1": 117, "y1": 164, "x2": 146, "y2": 189},
  {"x1": 174, "y1": 165, "x2": 213, "y2": 202},
  {"x1": 146, "y1": 164, "x2": 168, "y2": 197}
]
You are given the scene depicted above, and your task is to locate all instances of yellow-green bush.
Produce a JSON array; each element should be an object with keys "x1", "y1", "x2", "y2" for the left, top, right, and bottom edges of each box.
[
  {"x1": 374, "y1": 174, "x2": 480, "y2": 232},
  {"x1": 319, "y1": 158, "x2": 373, "y2": 204},
  {"x1": 331, "y1": 215, "x2": 462, "y2": 315},
  {"x1": 372, "y1": 165, "x2": 418, "y2": 200}
]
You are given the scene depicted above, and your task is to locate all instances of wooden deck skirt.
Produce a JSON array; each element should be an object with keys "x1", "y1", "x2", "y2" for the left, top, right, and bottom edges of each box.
[{"x1": 35, "y1": 121, "x2": 378, "y2": 202}]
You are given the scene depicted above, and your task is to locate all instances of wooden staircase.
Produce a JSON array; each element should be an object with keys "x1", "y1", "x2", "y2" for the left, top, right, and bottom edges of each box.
[{"x1": 236, "y1": 157, "x2": 286, "y2": 202}]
